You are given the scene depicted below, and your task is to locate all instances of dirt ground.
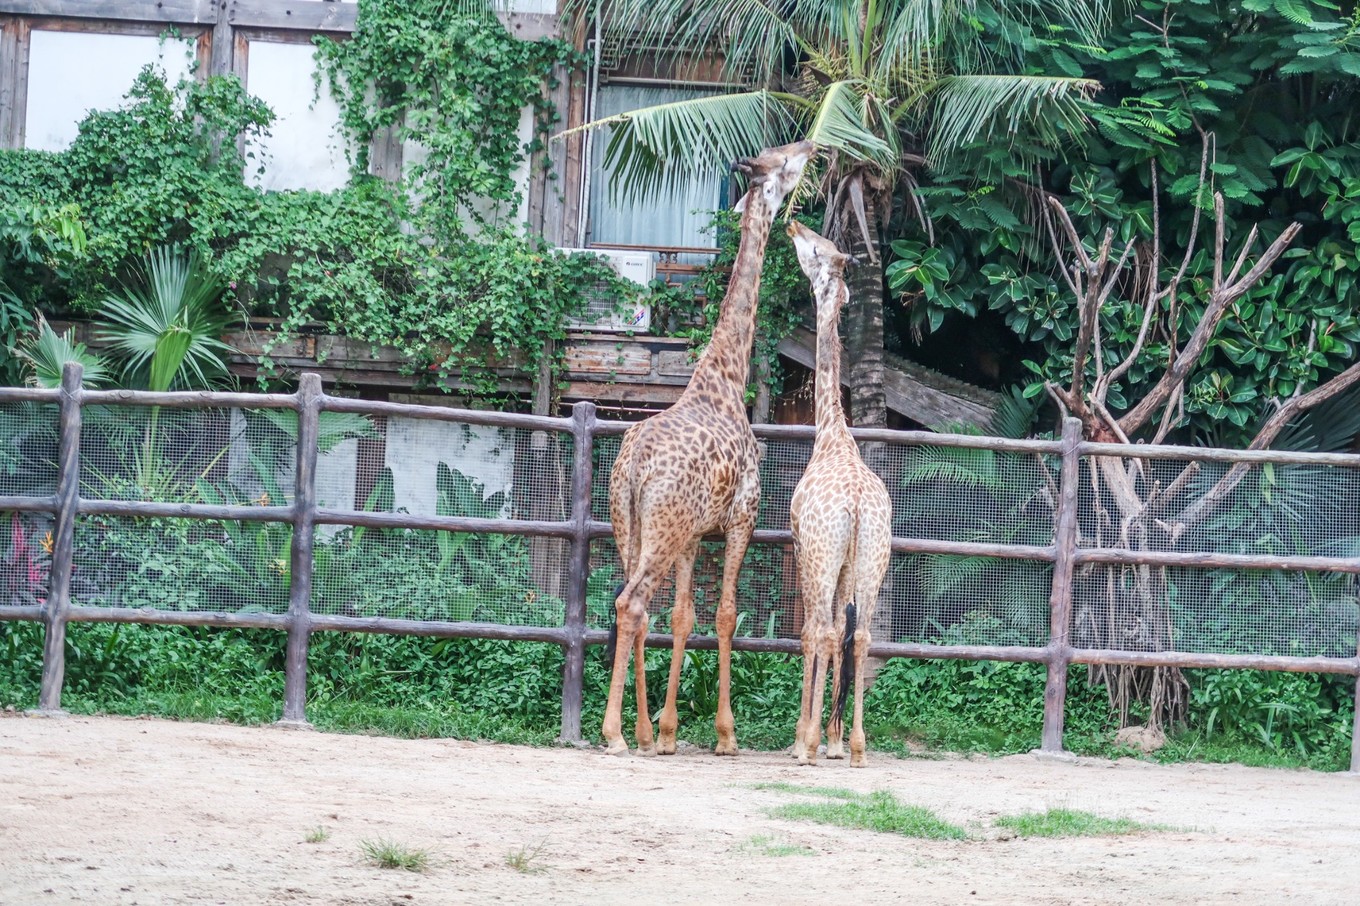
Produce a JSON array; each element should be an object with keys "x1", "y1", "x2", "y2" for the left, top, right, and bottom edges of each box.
[{"x1": 1, "y1": 714, "x2": 1357, "y2": 905}]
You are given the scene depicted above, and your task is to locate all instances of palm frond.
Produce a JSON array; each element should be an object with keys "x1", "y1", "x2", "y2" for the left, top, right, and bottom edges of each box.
[
  {"x1": 97, "y1": 244, "x2": 237, "y2": 391},
  {"x1": 1271, "y1": 386, "x2": 1360, "y2": 453},
  {"x1": 989, "y1": 386, "x2": 1041, "y2": 439},
  {"x1": 570, "y1": 90, "x2": 796, "y2": 203},
  {"x1": 919, "y1": 554, "x2": 992, "y2": 602},
  {"x1": 807, "y1": 80, "x2": 895, "y2": 170},
  {"x1": 11, "y1": 315, "x2": 110, "y2": 388},
  {"x1": 902, "y1": 444, "x2": 1001, "y2": 489},
  {"x1": 926, "y1": 74, "x2": 1098, "y2": 165},
  {"x1": 872, "y1": 0, "x2": 953, "y2": 82},
  {"x1": 569, "y1": 0, "x2": 803, "y2": 83}
]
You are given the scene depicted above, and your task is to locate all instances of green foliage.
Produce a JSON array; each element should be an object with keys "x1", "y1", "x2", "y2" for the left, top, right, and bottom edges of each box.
[
  {"x1": 1179, "y1": 668, "x2": 1353, "y2": 767},
  {"x1": 0, "y1": 202, "x2": 88, "y2": 385},
  {"x1": 894, "y1": 0, "x2": 1360, "y2": 443},
  {"x1": 317, "y1": 0, "x2": 580, "y2": 234}
]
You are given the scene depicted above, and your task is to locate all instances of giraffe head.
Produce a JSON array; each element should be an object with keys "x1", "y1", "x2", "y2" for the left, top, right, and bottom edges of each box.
[
  {"x1": 786, "y1": 220, "x2": 853, "y2": 307},
  {"x1": 731, "y1": 140, "x2": 816, "y2": 217}
]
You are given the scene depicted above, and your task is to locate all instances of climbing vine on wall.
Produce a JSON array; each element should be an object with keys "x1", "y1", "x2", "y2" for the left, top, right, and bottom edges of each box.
[{"x1": 0, "y1": 5, "x2": 622, "y2": 398}]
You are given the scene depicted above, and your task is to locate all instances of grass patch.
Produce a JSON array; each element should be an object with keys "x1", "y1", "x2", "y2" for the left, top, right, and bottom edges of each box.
[
  {"x1": 763, "y1": 786, "x2": 967, "y2": 840},
  {"x1": 737, "y1": 834, "x2": 815, "y2": 857},
  {"x1": 304, "y1": 826, "x2": 331, "y2": 843},
  {"x1": 504, "y1": 841, "x2": 548, "y2": 874},
  {"x1": 750, "y1": 781, "x2": 861, "y2": 800},
  {"x1": 359, "y1": 838, "x2": 431, "y2": 872},
  {"x1": 994, "y1": 808, "x2": 1168, "y2": 838},
  {"x1": 309, "y1": 699, "x2": 557, "y2": 745}
]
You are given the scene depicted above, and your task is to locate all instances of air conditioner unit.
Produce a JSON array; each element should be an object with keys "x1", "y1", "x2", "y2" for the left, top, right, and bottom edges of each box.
[{"x1": 559, "y1": 247, "x2": 654, "y2": 333}]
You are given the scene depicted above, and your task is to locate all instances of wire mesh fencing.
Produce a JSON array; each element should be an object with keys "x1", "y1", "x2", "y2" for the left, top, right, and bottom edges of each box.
[{"x1": 1, "y1": 367, "x2": 1357, "y2": 763}]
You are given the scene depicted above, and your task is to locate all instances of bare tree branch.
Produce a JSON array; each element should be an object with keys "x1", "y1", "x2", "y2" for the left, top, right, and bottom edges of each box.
[
  {"x1": 1174, "y1": 360, "x2": 1360, "y2": 525},
  {"x1": 1118, "y1": 207, "x2": 1302, "y2": 437}
]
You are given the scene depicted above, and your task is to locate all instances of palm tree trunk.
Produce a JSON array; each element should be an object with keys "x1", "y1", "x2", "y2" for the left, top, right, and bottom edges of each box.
[{"x1": 842, "y1": 189, "x2": 887, "y2": 430}]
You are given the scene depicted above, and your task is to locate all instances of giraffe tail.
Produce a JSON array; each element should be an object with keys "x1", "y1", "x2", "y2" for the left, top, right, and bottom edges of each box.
[
  {"x1": 830, "y1": 600, "x2": 857, "y2": 727},
  {"x1": 603, "y1": 582, "x2": 626, "y2": 665}
]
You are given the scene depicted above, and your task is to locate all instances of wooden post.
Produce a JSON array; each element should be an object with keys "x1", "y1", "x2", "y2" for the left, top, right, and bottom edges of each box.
[
  {"x1": 1351, "y1": 636, "x2": 1360, "y2": 774},
  {"x1": 280, "y1": 373, "x2": 321, "y2": 726},
  {"x1": 559, "y1": 399, "x2": 596, "y2": 742},
  {"x1": 1040, "y1": 416, "x2": 1083, "y2": 754},
  {"x1": 36, "y1": 362, "x2": 83, "y2": 714}
]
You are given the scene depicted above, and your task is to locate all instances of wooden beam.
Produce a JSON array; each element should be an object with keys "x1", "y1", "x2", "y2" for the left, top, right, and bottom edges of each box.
[
  {"x1": 226, "y1": 0, "x2": 356, "y2": 33},
  {"x1": 0, "y1": 15, "x2": 18, "y2": 146},
  {"x1": 777, "y1": 325, "x2": 1000, "y2": 429},
  {"x1": 207, "y1": 0, "x2": 232, "y2": 77},
  {"x1": 0, "y1": 0, "x2": 217, "y2": 24},
  {"x1": 0, "y1": 1, "x2": 360, "y2": 31}
]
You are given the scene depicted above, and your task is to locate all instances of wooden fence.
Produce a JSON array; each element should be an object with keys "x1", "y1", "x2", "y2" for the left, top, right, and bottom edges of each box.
[{"x1": 2, "y1": 364, "x2": 1358, "y2": 770}]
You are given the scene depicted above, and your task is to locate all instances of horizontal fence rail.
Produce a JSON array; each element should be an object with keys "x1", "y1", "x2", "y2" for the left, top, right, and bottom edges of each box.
[{"x1": 1, "y1": 364, "x2": 1357, "y2": 770}]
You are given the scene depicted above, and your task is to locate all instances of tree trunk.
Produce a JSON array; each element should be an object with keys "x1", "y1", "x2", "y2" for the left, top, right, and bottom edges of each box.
[{"x1": 841, "y1": 188, "x2": 887, "y2": 430}]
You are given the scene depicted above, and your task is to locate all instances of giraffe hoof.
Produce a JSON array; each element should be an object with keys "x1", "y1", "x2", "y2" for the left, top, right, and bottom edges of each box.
[
  {"x1": 713, "y1": 741, "x2": 738, "y2": 757},
  {"x1": 825, "y1": 744, "x2": 845, "y2": 760},
  {"x1": 850, "y1": 756, "x2": 868, "y2": 768},
  {"x1": 603, "y1": 739, "x2": 631, "y2": 757},
  {"x1": 656, "y1": 738, "x2": 677, "y2": 756},
  {"x1": 637, "y1": 744, "x2": 657, "y2": 757}
]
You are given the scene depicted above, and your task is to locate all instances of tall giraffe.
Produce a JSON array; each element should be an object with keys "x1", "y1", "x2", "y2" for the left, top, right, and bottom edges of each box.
[
  {"x1": 603, "y1": 140, "x2": 816, "y2": 757},
  {"x1": 786, "y1": 220, "x2": 892, "y2": 768}
]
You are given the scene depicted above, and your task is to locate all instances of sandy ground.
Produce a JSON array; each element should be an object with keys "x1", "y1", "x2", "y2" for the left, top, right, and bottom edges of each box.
[{"x1": 1, "y1": 714, "x2": 1357, "y2": 905}]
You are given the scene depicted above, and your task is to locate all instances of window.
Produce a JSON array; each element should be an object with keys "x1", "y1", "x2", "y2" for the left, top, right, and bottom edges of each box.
[
  {"x1": 241, "y1": 39, "x2": 350, "y2": 192},
  {"x1": 587, "y1": 84, "x2": 728, "y2": 256},
  {"x1": 23, "y1": 29, "x2": 196, "y2": 151}
]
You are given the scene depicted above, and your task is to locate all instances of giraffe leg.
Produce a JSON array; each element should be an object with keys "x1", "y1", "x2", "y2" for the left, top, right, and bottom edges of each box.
[
  {"x1": 851, "y1": 556, "x2": 886, "y2": 768},
  {"x1": 633, "y1": 612, "x2": 655, "y2": 756},
  {"x1": 795, "y1": 568, "x2": 837, "y2": 765},
  {"x1": 601, "y1": 570, "x2": 658, "y2": 756},
  {"x1": 657, "y1": 542, "x2": 698, "y2": 755},
  {"x1": 850, "y1": 621, "x2": 871, "y2": 767},
  {"x1": 804, "y1": 627, "x2": 835, "y2": 765},
  {"x1": 795, "y1": 624, "x2": 817, "y2": 763},
  {"x1": 713, "y1": 523, "x2": 753, "y2": 756},
  {"x1": 825, "y1": 570, "x2": 854, "y2": 760}
]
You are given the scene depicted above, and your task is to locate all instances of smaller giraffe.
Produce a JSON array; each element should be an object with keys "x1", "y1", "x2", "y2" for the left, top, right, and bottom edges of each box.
[{"x1": 786, "y1": 220, "x2": 893, "y2": 768}]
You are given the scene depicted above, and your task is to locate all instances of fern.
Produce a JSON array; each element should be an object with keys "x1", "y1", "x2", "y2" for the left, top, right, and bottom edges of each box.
[{"x1": 902, "y1": 445, "x2": 1001, "y2": 489}]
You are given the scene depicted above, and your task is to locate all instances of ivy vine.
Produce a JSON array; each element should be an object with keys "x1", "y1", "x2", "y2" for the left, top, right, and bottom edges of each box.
[{"x1": 0, "y1": 5, "x2": 624, "y2": 399}]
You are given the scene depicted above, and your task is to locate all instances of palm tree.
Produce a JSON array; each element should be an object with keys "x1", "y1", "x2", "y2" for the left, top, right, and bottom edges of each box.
[
  {"x1": 564, "y1": 0, "x2": 1106, "y2": 426},
  {"x1": 99, "y1": 243, "x2": 237, "y2": 393}
]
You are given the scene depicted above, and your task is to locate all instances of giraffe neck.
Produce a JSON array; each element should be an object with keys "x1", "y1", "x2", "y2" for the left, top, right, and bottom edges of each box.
[
  {"x1": 688, "y1": 191, "x2": 775, "y2": 405},
  {"x1": 812, "y1": 274, "x2": 854, "y2": 448}
]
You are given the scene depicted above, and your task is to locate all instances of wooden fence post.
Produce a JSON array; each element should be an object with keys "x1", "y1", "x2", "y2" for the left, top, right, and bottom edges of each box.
[
  {"x1": 1040, "y1": 416, "x2": 1083, "y2": 754},
  {"x1": 1351, "y1": 643, "x2": 1359, "y2": 773},
  {"x1": 559, "y1": 400, "x2": 596, "y2": 743},
  {"x1": 35, "y1": 362, "x2": 83, "y2": 714},
  {"x1": 280, "y1": 373, "x2": 322, "y2": 726}
]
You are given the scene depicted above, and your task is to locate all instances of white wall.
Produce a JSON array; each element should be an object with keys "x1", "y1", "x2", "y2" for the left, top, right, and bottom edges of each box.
[
  {"x1": 384, "y1": 395, "x2": 514, "y2": 516},
  {"x1": 24, "y1": 30, "x2": 195, "y2": 151},
  {"x1": 243, "y1": 40, "x2": 351, "y2": 192}
]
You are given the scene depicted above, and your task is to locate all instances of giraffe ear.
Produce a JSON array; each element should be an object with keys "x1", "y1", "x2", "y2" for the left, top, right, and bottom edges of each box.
[{"x1": 733, "y1": 193, "x2": 748, "y2": 214}]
